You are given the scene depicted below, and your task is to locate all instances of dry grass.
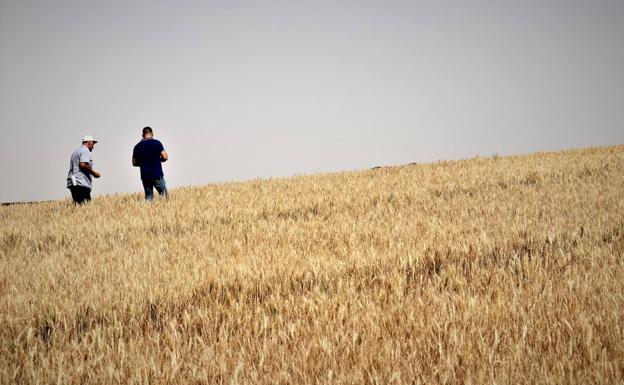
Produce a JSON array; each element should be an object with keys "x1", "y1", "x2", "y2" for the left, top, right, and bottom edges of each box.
[{"x1": 1, "y1": 145, "x2": 623, "y2": 384}]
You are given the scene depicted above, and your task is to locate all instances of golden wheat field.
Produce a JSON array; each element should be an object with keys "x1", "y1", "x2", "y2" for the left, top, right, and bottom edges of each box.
[{"x1": 1, "y1": 145, "x2": 623, "y2": 384}]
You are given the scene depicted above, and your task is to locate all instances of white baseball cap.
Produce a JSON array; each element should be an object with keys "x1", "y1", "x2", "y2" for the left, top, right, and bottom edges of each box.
[{"x1": 81, "y1": 135, "x2": 98, "y2": 143}]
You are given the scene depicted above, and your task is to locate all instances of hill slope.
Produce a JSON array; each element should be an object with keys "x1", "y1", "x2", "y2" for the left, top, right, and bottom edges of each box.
[{"x1": 1, "y1": 145, "x2": 623, "y2": 384}]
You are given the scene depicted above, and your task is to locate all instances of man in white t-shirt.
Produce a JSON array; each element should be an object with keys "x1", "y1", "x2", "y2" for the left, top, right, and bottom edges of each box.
[{"x1": 67, "y1": 135, "x2": 101, "y2": 204}]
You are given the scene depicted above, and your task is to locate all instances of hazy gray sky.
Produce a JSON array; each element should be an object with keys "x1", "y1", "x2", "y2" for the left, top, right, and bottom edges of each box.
[{"x1": 1, "y1": 0, "x2": 623, "y2": 202}]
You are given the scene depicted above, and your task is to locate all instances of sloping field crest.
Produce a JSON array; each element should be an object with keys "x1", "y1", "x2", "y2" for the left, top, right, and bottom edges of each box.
[{"x1": 1, "y1": 145, "x2": 623, "y2": 384}]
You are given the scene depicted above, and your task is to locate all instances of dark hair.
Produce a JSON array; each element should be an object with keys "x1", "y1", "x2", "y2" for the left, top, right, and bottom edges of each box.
[{"x1": 142, "y1": 127, "x2": 153, "y2": 138}]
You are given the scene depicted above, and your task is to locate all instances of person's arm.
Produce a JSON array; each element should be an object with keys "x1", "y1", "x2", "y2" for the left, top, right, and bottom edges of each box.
[
  {"x1": 79, "y1": 162, "x2": 101, "y2": 178},
  {"x1": 132, "y1": 146, "x2": 140, "y2": 167},
  {"x1": 160, "y1": 150, "x2": 168, "y2": 162}
]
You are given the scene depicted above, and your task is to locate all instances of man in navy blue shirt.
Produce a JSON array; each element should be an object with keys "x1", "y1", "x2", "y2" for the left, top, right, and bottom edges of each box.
[{"x1": 132, "y1": 127, "x2": 169, "y2": 201}]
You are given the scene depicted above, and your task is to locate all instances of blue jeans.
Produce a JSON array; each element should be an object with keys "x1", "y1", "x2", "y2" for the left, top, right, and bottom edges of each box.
[{"x1": 142, "y1": 177, "x2": 168, "y2": 201}]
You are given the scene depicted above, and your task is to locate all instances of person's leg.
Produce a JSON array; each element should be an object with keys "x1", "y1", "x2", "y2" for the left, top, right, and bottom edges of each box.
[
  {"x1": 153, "y1": 177, "x2": 168, "y2": 198},
  {"x1": 142, "y1": 179, "x2": 154, "y2": 201},
  {"x1": 70, "y1": 186, "x2": 91, "y2": 204},
  {"x1": 69, "y1": 186, "x2": 81, "y2": 204},
  {"x1": 82, "y1": 187, "x2": 91, "y2": 203}
]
